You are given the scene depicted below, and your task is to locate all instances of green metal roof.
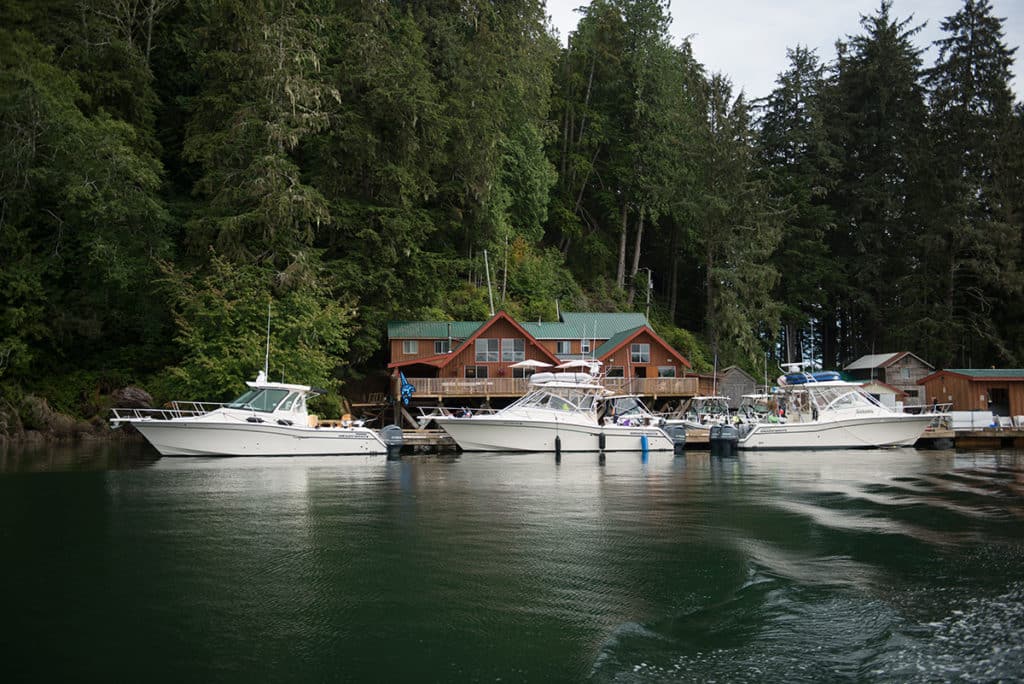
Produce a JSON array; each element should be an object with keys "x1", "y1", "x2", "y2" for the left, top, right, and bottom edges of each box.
[
  {"x1": 388, "y1": 312, "x2": 650, "y2": 342},
  {"x1": 387, "y1": 321, "x2": 483, "y2": 339},
  {"x1": 943, "y1": 368, "x2": 1024, "y2": 379},
  {"x1": 592, "y1": 327, "x2": 643, "y2": 358},
  {"x1": 559, "y1": 312, "x2": 648, "y2": 340},
  {"x1": 519, "y1": 321, "x2": 578, "y2": 339}
]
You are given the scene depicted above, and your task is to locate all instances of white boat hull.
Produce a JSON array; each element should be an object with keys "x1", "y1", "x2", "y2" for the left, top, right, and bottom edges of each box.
[
  {"x1": 129, "y1": 420, "x2": 389, "y2": 457},
  {"x1": 738, "y1": 415, "x2": 932, "y2": 450},
  {"x1": 434, "y1": 416, "x2": 675, "y2": 452}
]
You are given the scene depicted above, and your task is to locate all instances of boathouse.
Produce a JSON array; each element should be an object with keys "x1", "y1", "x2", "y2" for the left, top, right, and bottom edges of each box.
[
  {"x1": 843, "y1": 352, "x2": 934, "y2": 407},
  {"x1": 386, "y1": 311, "x2": 696, "y2": 412},
  {"x1": 918, "y1": 369, "x2": 1024, "y2": 417}
]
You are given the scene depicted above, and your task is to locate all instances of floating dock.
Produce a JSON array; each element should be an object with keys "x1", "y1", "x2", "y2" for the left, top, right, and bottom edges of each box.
[{"x1": 395, "y1": 427, "x2": 1024, "y2": 453}]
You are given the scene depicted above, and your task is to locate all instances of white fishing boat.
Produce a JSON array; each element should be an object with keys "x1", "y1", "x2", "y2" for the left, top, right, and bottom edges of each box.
[
  {"x1": 110, "y1": 371, "x2": 395, "y2": 457},
  {"x1": 735, "y1": 373, "x2": 935, "y2": 450},
  {"x1": 431, "y1": 371, "x2": 682, "y2": 452}
]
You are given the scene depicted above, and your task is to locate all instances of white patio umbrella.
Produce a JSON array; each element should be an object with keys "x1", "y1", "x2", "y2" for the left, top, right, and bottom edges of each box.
[{"x1": 509, "y1": 359, "x2": 553, "y2": 369}]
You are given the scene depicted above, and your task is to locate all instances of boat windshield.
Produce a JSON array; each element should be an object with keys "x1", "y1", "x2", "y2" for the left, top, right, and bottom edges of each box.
[
  {"x1": 808, "y1": 385, "x2": 883, "y2": 411},
  {"x1": 607, "y1": 396, "x2": 649, "y2": 417},
  {"x1": 516, "y1": 387, "x2": 594, "y2": 413},
  {"x1": 226, "y1": 388, "x2": 291, "y2": 412}
]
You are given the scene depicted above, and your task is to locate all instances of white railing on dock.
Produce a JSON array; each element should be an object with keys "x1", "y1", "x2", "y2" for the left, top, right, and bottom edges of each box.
[{"x1": 404, "y1": 376, "x2": 698, "y2": 398}]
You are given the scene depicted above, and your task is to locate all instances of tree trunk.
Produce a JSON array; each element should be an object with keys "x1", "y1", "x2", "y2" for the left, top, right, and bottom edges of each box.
[
  {"x1": 626, "y1": 206, "x2": 645, "y2": 306},
  {"x1": 616, "y1": 203, "x2": 629, "y2": 288}
]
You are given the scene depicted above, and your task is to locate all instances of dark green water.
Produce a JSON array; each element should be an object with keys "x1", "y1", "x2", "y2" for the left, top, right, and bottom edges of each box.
[{"x1": 1, "y1": 443, "x2": 1022, "y2": 682}]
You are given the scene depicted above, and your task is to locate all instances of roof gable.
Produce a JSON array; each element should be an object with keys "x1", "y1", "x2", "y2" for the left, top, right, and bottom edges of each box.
[
  {"x1": 593, "y1": 325, "x2": 692, "y2": 369},
  {"x1": 845, "y1": 352, "x2": 933, "y2": 371},
  {"x1": 443, "y1": 311, "x2": 560, "y2": 369}
]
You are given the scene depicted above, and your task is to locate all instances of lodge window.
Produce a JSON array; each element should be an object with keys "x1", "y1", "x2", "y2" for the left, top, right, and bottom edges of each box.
[
  {"x1": 631, "y1": 343, "x2": 650, "y2": 363},
  {"x1": 556, "y1": 340, "x2": 572, "y2": 355},
  {"x1": 581, "y1": 339, "x2": 591, "y2": 354},
  {"x1": 475, "y1": 339, "x2": 499, "y2": 362},
  {"x1": 402, "y1": 340, "x2": 418, "y2": 355},
  {"x1": 434, "y1": 340, "x2": 450, "y2": 354},
  {"x1": 501, "y1": 338, "x2": 525, "y2": 362},
  {"x1": 512, "y1": 367, "x2": 535, "y2": 379},
  {"x1": 465, "y1": 366, "x2": 488, "y2": 378},
  {"x1": 658, "y1": 366, "x2": 676, "y2": 377},
  {"x1": 606, "y1": 367, "x2": 624, "y2": 377}
]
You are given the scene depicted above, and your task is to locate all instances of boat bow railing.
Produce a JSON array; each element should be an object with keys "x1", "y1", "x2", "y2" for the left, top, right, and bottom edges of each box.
[{"x1": 110, "y1": 402, "x2": 224, "y2": 423}]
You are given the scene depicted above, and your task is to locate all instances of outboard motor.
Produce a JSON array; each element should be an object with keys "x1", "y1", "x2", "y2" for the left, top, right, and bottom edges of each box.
[
  {"x1": 380, "y1": 424, "x2": 404, "y2": 460},
  {"x1": 664, "y1": 424, "x2": 687, "y2": 452},
  {"x1": 709, "y1": 423, "x2": 739, "y2": 457}
]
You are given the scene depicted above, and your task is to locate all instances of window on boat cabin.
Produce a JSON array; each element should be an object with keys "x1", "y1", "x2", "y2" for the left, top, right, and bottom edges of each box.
[
  {"x1": 465, "y1": 365, "x2": 489, "y2": 378},
  {"x1": 581, "y1": 339, "x2": 591, "y2": 354},
  {"x1": 512, "y1": 366, "x2": 535, "y2": 379},
  {"x1": 631, "y1": 343, "x2": 650, "y2": 363},
  {"x1": 434, "y1": 340, "x2": 450, "y2": 354},
  {"x1": 658, "y1": 366, "x2": 676, "y2": 377},
  {"x1": 556, "y1": 340, "x2": 572, "y2": 355},
  {"x1": 475, "y1": 338, "x2": 499, "y2": 362},
  {"x1": 402, "y1": 340, "x2": 418, "y2": 355},
  {"x1": 279, "y1": 392, "x2": 299, "y2": 411},
  {"x1": 501, "y1": 338, "x2": 525, "y2": 362},
  {"x1": 247, "y1": 389, "x2": 291, "y2": 412},
  {"x1": 227, "y1": 389, "x2": 261, "y2": 408},
  {"x1": 606, "y1": 366, "x2": 625, "y2": 377}
]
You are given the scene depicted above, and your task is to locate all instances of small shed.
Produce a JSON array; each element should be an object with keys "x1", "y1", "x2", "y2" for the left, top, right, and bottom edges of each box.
[
  {"x1": 857, "y1": 379, "x2": 907, "y2": 410},
  {"x1": 918, "y1": 369, "x2": 1024, "y2": 417},
  {"x1": 844, "y1": 352, "x2": 933, "y2": 406},
  {"x1": 720, "y1": 366, "x2": 757, "y2": 409}
]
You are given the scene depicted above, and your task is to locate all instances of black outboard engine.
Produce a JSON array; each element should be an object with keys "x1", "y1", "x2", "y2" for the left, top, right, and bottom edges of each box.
[
  {"x1": 709, "y1": 423, "x2": 739, "y2": 457},
  {"x1": 664, "y1": 424, "x2": 687, "y2": 452},
  {"x1": 380, "y1": 424, "x2": 404, "y2": 459}
]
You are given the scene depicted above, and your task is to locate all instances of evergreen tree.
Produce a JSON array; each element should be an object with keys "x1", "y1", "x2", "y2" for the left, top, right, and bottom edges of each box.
[
  {"x1": 921, "y1": 0, "x2": 1020, "y2": 365},
  {"x1": 694, "y1": 75, "x2": 780, "y2": 365},
  {"x1": 757, "y1": 46, "x2": 839, "y2": 366},
  {"x1": 824, "y1": 1, "x2": 929, "y2": 361}
]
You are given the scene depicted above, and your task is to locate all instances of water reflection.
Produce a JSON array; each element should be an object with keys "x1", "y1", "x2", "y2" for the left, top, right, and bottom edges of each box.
[{"x1": 0, "y1": 443, "x2": 1022, "y2": 681}]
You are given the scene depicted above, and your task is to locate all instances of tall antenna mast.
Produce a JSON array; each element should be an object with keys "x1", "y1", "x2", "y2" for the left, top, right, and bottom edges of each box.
[{"x1": 264, "y1": 300, "x2": 272, "y2": 377}]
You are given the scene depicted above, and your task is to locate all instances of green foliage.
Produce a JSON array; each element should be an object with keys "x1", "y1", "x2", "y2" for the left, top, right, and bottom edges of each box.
[
  {"x1": 3, "y1": 0, "x2": 1023, "y2": 427},
  {"x1": 159, "y1": 252, "x2": 355, "y2": 402},
  {"x1": 654, "y1": 325, "x2": 711, "y2": 373}
]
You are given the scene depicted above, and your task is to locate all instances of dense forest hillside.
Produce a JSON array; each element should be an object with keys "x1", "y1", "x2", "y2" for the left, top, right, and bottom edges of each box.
[{"x1": 0, "y1": 0, "x2": 1021, "y2": 429}]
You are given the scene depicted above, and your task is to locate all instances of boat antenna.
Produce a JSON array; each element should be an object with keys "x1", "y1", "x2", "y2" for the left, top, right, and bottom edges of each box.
[
  {"x1": 713, "y1": 354, "x2": 718, "y2": 395},
  {"x1": 264, "y1": 300, "x2": 272, "y2": 378}
]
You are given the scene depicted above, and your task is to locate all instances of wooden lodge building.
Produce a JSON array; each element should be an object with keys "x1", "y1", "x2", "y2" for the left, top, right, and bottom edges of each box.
[
  {"x1": 918, "y1": 369, "x2": 1024, "y2": 417},
  {"x1": 386, "y1": 311, "x2": 696, "y2": 414}
]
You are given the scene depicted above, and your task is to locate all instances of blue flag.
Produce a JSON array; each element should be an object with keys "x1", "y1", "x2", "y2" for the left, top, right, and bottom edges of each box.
[{"x1": 400, "y1": 372, "x2": 415, "y2": 405}]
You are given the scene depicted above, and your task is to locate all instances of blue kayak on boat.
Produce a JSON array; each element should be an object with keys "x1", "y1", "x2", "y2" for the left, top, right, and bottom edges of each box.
[{"x1": 784, "y1": 371, "x2": 842, "y2": 384}]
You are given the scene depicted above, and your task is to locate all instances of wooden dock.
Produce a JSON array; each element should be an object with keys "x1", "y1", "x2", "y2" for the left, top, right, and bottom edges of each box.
[
  {"x1": 394, "y1": 426, "x2": 1024, "y2": 453},
  {"x1": 400, "y1": 429, "x2": 457, "y2": 452}
]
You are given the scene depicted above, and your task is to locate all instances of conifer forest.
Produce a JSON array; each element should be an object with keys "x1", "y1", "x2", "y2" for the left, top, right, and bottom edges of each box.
[{"x1": 1, "y1": 0, "x2": 1021, "y2": 424}]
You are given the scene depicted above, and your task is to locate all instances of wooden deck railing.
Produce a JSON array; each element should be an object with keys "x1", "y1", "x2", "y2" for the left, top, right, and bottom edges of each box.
[{"x1": 403, "y1": 376, "x2": 698, "y2": 399}]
